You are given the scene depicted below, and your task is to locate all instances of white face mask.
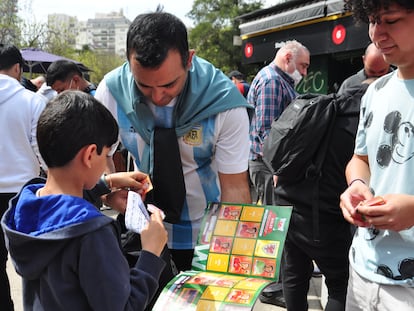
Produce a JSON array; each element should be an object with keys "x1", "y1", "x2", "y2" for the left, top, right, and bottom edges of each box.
[{"x1": 288, "y1": 69, "x2": 303, "y2": 87}]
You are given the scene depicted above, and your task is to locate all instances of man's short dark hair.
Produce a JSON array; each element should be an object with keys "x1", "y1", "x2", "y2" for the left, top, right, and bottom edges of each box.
[
  {"x1": 345, "y1": 0, "x2": 414, "y2": 23},
  {"x1": 228, "y1": 70, "x2": 245, "y2": 80},
  {"x1": 0, "y1": 44, "x2": 24, "y2": 71},
  {"x1": 46, "y1": 60, "x2": 83, "y2": 86},
  {"x1": 126, "y1": 11, "x2": 189, "y2": 69},
  {"x1": 37, "y1": 91, "x2": 119, "y2": 168}
]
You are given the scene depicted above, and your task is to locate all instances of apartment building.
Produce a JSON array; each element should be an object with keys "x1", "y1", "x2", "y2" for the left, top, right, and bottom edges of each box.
[{"x1": 48, "y1": 10, "x2": 130, "y2": 57}]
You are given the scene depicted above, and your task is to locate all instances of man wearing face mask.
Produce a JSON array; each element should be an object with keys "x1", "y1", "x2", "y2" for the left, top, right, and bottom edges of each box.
[
  {"x1": 247, "y1": 39, "x2": 309, "y2": 308},
  {"x1": 248, "y1": 40, "x2": 309, "y2": 205}
]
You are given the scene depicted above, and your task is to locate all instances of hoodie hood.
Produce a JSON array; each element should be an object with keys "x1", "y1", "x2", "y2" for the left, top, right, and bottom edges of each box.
[
  {"x1": 1, "y1": 178, "x2": 113, "y2": 280},
  {"x1": 0, "y1": 74, "x2": 25, "y2": 105}
]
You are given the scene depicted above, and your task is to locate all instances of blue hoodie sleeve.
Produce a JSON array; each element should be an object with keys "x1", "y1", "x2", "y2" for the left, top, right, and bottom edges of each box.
[{"x1": 78, "y1": 224, "x2": 166, "y2": 311}]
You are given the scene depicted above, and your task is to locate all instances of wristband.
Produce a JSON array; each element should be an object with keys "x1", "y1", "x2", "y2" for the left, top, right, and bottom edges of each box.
[
  {"x1": 348, "y1": 178, "x2": 365, "y2": 187},
  {"x1": 107, "y1": 174, "x2": 113, "y2": 190},
  {"x1": 101, "y1": 174, "x2": 112, "y2": 191}
]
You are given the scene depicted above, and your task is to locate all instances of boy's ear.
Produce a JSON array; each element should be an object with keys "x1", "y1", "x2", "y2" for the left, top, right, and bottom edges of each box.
[{"x1": 81, "y1": 144, "x2": 97, "y2": 168}]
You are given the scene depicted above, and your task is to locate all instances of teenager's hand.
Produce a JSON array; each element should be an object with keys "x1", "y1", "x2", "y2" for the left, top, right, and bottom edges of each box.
[
  {"x1": 358, "y1": 194, "x2": 414, "y2": 232},
  {"x1": 340, "y1": 180, "x2": 373, "y2": 227},
  {"x1": 140, "y1": 209, "x2": 168, "y2": 257}
]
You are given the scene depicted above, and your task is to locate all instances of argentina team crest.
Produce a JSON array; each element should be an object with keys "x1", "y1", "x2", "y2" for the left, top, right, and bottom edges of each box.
[{"x1": 183, "y1": 125, "x2": 203, "y2": 146}]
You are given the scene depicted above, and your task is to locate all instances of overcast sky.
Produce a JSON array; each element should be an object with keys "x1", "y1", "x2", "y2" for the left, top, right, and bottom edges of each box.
[
  {"x1": 19, "y1": 0, "x2": 278, "y2": 26},
  {"x1": 20, "y1": 1, "x2": 192, "y2": 26},
  {"x1": 21, "y1": 0, "x2": 274, "y2": 27}
]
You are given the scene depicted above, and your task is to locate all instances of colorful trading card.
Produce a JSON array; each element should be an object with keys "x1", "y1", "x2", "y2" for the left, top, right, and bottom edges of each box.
[
  {"x1": 252, "y1": 258, "x2": 277, "y2": 278},
  {"x1": 240, "y1": 206, "x2": 264, "y2": 222},
  {"x1": 236, "y1": 222, "x2": 260, "y2": 238},
  {"x1": 214, "y1": 220, "x2": 238, "y2": 236},
  {"x1": 231, "y1": 238, "x2": 256, "y2": 256},
  {"x1": 210, "y1": 236, "x2": 233, "y2": 254},
  {"x1": 220, "y1": 205, "x2": 242, "y2": 220},
  {"x1": 254, "y1": 240, "x2": 279, "y2": 258},
  {"x1": 142, "y1": 175, "x2": 153, "y2": 194},
  {"x1": 234, "y1": 278, "x2": 269, "y2": 290},
  {"x1": 225, "y1": 289, "x2": 255, "y2": 304},
  {"x1": 228, "y1": 256, "x2": 252, "y2": 275},
  {"x1": 187, "y1": 273, "x2": 216, "y2": 286},
  {"x1": 201, "y1": 286, "x2": 230, "y2": 301},
  {"x1": 212, "y1": 275, "x2": 244, "y2": 288},
  {"x1": 207, "y1": 253, "x2": 230, "y2": 273}
]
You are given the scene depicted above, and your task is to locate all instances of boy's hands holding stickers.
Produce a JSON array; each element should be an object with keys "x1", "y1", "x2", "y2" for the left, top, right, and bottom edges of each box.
[
  {"x1": 355, "y1": 194, "x2": 414, "y2": 232},
  {"x1": 103, "y1": 171, "x2": 168, "y2": 256},
  {"x1": 341, "y1": 180, "x2": 414, "y2": 232},
  {"x1": 124, "y1": 182, "x2": 167, "y2": 257}
]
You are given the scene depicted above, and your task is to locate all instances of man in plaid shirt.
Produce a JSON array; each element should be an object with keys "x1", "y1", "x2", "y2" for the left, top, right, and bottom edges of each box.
[
  {"x1": 247, "y1": 40, "x2": 310, "y2": 308},
  {"x1": 248, "y1": 40, "x2": 310, "y2": 205}
]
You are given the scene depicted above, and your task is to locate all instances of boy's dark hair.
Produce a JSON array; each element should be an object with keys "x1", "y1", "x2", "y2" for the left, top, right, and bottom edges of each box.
[
  {"x1": 0, "y1": 44, "x2": 24, "y2": 71},
  {"x1": 345, "y1": 0, "x2": 414, "y2": 23},
  {"x1": 46, "y1": 60, "x2": 83, "y2": 86},
  {"x1": 126, "y1": 11, "x2": 189, "y2": 69},
  {"x1": 37, "y1": 91, "x2": 119, "y2": 168}
]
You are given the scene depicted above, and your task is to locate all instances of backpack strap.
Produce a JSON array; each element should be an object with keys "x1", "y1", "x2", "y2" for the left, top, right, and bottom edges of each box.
[{"x1": 307, "y1": 95, "x2": 338, "y2": 242}]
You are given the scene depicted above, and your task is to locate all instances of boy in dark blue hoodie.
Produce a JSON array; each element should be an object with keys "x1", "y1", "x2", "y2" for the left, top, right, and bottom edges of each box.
[{"x1": 1, "y1": 90, "x2": 167, "y2": 311}]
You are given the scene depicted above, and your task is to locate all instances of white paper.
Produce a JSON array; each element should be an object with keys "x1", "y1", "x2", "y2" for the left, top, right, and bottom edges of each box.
[{"x1": 125, "y1": 191, "x2": 150, "y2": 234}]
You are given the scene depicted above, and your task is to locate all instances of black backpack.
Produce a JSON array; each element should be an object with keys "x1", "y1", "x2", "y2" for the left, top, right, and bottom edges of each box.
[{"x1": 263, "y1": 93, "x2": 338, "y2": 182}]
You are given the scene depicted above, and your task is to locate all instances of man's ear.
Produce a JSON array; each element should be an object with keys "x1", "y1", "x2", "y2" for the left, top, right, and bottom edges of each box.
[
  {"x1": 285, "y1": 51, "x2": 293, "y2": 64},
  {"x1": 12, "y1": 63, "x2": 21, "y2": 81},
  {"x1": 186, "y1": 49, "x2": 196, "y2": 70},
  {"x1": 81, "y1": 144, "x2": 97, "y2": 168},
  {"x1": 72, "y1": 74, "x2": 81, "y2": 84}
]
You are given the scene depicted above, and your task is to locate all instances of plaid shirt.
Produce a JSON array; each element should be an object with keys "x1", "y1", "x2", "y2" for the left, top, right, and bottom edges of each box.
[{"x1": 248, "y1": 63, "x2": 297, "y2": 160}]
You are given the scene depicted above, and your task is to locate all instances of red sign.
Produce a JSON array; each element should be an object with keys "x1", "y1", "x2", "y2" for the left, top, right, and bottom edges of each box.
[
  {"x1": 332, "y1": 24, "x2": 346, "y2": 45},
  {"x1": 244, "y1": 43, "x2": 253, "y2": 58}
]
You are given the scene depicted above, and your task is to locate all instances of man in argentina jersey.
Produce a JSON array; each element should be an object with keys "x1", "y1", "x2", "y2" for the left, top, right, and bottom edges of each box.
[{"x1": 95, "y1": 11, "x2": 253, "y2": 272}]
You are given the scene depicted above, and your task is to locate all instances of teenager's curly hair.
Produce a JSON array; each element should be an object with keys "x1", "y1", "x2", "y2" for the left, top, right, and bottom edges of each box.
[{"x1": 344, "y1": 0, "x2": 414, "y2": 23}]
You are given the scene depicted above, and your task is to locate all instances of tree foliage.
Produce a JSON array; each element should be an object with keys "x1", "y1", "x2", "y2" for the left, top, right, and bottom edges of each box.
[
  {"x1": 0, "y1": 0, "x2": 21, "y2": 45},
  {"x1": 14, "y1": 0, "x2": 266, "y2": 84},
  {"x1": 187, "y1": 0, "x2": 264, "y2": 79}
]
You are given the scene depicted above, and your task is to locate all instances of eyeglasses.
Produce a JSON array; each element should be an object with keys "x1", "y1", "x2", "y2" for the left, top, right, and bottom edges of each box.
[{"x1": 107, "y1": 141, "x2": 120, "y2": 157}]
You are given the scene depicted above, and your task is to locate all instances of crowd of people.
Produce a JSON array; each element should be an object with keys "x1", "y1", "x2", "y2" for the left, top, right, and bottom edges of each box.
[{"x1": 1, "y1": 0, "x2": 413, "y2": 310}]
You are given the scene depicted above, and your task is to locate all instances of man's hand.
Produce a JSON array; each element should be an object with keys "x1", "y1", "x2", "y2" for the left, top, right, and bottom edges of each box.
[
  {"x1": 102, "y1": 171, "x2": 152, "y2": 214},
  {"x1": 106, "y1": 171, "x2": 151, "y2": 194}
]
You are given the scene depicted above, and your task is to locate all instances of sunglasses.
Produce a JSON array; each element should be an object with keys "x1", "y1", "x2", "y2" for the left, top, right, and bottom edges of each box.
[{"x1": 107, "y1": 141, "x2": 120, "y2": 157}]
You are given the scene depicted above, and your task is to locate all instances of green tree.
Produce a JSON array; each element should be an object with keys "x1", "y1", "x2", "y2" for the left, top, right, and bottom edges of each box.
[
  {"x1": 76, "y1": 48, "x2": 125, "y2": 84},
  {"x1": 0, "y1": 0, "x2": 21, "y2": 45},
  {"x1": 187, "y1": 0, "x2": 263, "y2": 79}
]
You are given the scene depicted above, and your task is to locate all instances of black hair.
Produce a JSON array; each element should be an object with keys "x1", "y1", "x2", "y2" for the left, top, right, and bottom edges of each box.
[
  {"x1": 46, "y1": 60, "x2": 83, "y2": 86},
  {"x1": 126, "y1": 11, "x2": 189, "y2": 69},
  {"x1": 0, "y1": 44, "x2": 24, "y2": 71},
  {"x1": 37, "y1": 91, "x2": 119, "y2": 168},
  {"x1": 345, "y1": 0, "x2": 414, "y2": 23}
]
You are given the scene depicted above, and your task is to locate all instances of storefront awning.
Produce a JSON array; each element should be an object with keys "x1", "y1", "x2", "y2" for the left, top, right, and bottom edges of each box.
[{"x1": 239, "y1": 0, "x2": 346, "y2": 38}]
